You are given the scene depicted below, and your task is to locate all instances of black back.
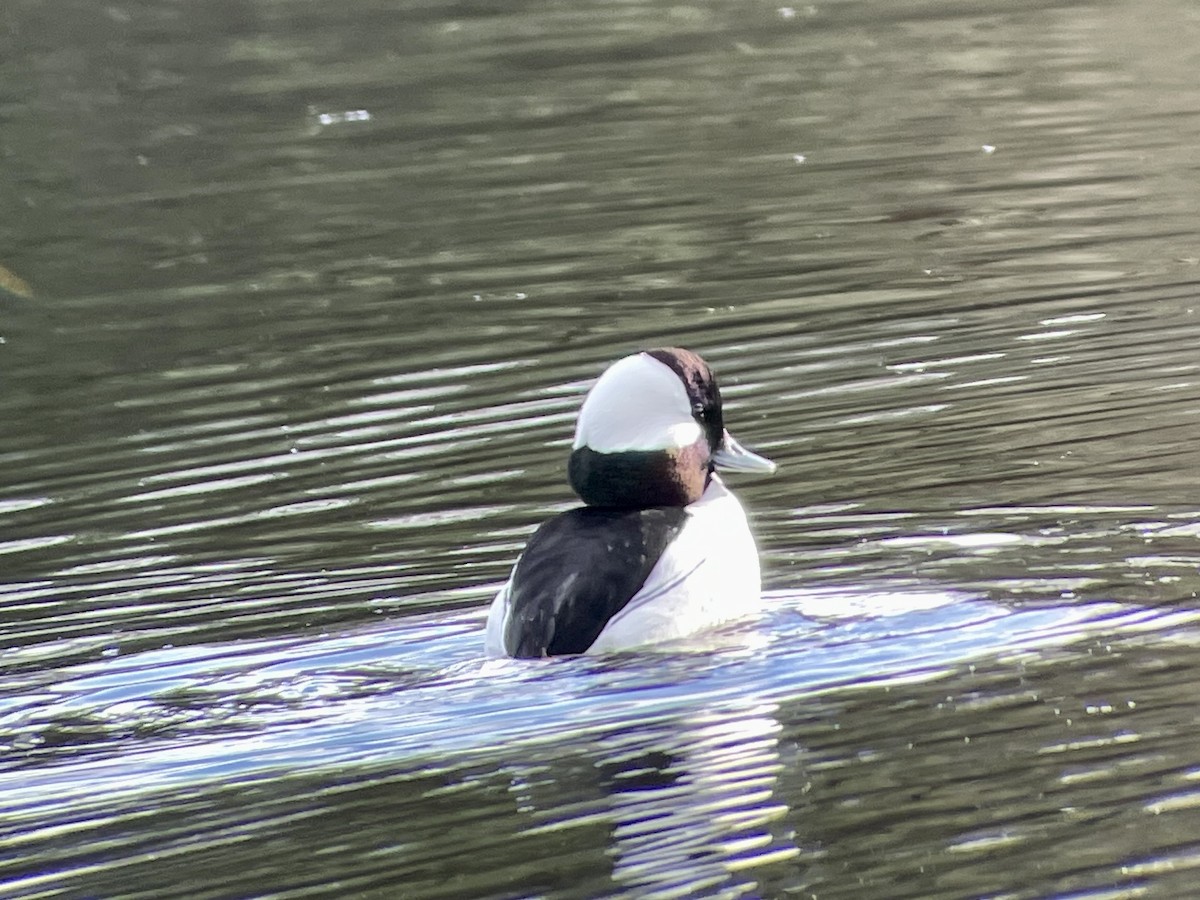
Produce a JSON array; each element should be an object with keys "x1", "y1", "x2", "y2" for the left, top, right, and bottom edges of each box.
[{"x1": 503, "y1": 506, "x2": 689, "y2": 657}]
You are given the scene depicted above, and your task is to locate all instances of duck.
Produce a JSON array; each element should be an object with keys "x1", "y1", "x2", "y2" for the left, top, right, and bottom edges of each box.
[{"x1": 484, "y1": 347, "x2": 775, "y2": 658}]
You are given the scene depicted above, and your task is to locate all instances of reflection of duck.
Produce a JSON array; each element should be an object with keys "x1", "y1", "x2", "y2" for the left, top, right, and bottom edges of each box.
[
  {"x1": 601, "y1": 706, "x2": 800, "y2": 897},
  {"x1": 485, "y1": 348, "x2": 775, "y2": 658},
  {"x1": 508, "y1": 702, "x2": 800, "y2": 896}
]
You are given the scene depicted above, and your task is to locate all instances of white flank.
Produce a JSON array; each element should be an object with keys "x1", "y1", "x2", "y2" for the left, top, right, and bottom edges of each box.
[
  {"x1": 586, "y1": 475, "x2": 763, "y2": 653},
  {"x1": 483, "y1": 584, "x2": 510, "y2": 658}
]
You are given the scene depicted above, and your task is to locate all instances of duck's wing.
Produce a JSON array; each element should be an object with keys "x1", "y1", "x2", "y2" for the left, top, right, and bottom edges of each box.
[{"x1": 502, "y1": 506, "x2": 688, "y2": 657}]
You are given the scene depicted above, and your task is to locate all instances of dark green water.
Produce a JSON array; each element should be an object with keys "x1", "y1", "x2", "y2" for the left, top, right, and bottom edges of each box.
[{"x1": 4, "y1": 0, "x2": 1200, "y2": 897}]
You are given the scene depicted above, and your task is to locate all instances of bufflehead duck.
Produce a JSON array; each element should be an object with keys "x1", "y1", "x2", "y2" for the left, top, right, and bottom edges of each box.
[{"x1": 484, "y1": 347, "x2": 775, "y2": 658}]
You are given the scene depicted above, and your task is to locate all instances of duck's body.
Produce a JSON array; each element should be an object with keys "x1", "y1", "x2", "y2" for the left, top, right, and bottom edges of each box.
[{"x1": 484, "y1": 348, "x2": 774, "y2": 658}]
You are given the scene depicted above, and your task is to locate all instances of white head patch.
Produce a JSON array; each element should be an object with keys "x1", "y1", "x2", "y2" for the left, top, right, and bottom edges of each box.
[{"x1": 573, "y1": 353, "x2": 703, "y2": 453}]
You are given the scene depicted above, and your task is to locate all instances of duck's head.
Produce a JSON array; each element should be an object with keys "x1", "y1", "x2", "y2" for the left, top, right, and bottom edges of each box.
[{"x1": 567, "y1": 347, "x2": 775, "y2": 508}]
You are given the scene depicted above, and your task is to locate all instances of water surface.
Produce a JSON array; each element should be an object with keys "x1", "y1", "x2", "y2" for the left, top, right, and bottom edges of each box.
[{"x1": 3, "y1": 0, "x2": 1200, "y2": 897}]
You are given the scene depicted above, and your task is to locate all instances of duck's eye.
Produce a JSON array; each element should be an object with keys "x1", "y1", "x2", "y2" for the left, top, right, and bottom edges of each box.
[{"x1": 693, "y1": 403, "x2": 720, "y2": 430}]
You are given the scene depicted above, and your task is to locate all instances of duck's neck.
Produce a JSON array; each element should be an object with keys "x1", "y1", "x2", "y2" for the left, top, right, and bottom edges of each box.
[{"x1": 567, "y1": 445, "x2": 709, "y2": 508}]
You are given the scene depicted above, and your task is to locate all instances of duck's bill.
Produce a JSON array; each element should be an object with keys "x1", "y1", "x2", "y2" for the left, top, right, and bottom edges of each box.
[{"x1": 713, "y1": 430, "x2": 776, "y2": 474}]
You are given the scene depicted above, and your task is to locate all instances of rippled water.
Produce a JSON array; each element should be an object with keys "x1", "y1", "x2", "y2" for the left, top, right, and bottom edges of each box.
[{"x1": 3, "y1": 0, "x2": 1200, "y2": 897}]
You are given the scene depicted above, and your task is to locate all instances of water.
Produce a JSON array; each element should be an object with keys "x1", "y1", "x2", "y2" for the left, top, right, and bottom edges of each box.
[{"x1": 3, "y1": 0, "x2": 1200, "y2": 896}]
